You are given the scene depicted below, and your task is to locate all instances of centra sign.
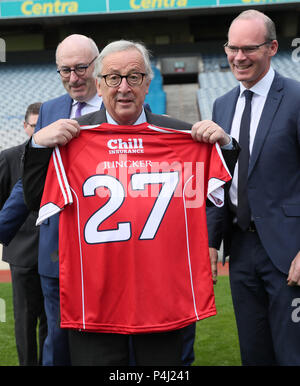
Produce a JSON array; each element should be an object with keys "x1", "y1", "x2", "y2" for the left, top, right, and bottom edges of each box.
[
  {"x1": 21, "y1": 0, "x2": 78, "y2": 15},
  {"x1": 1, "y1": 0, "x2": 299, "y2": 19},
  {"x1": 129, "y1": 0, "x2": 187, "y2": 10}
]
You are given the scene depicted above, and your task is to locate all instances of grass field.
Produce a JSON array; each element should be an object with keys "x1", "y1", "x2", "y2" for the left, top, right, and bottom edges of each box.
[
  {"x1": 193, "y1": 275, "x2": 241, "y2": 366},
  {"x1": 0, "y1": 282, "x2": 18, "y2": 366},
  {"x1": 0, "y1": 276, "x2": 241, "y2": 366}
]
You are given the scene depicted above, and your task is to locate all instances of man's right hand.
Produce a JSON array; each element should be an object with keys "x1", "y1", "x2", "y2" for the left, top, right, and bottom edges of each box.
[
  {"x1": 209, "y1": 247, "x2": 219, "y2": 285},
  {"x1": 33, "y1": 119, "x2": 81, "y2": 147}
]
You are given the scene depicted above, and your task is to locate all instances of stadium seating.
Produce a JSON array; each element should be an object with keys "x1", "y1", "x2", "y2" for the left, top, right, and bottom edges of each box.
[
  {"x1": 0, "y1": 63, "x2": 65, "y2": 151},
  {"x1": 0, "y1": 63, "x2": 165, "y2": 151},
  {"x1": 197, "y1": 70, "x2": 238, "y2": 120},
  {"x1": 1, "y1": 51, "x2": 300, "y2": 151},
  {"x1": 145, "y1": 64, "x2": 166, "y2": 115},
  {"x1": 197, "y1": 51, "x2": 300, "y2": 120}
]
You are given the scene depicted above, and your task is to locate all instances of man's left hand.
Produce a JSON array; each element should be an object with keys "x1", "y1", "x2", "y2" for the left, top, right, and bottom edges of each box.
[
  {"x1": 287, "y1": 251, "x2": 300, "y2": 286},
  {"x1": 191, "y1": 120, "x2": 231, "y2": 147}
]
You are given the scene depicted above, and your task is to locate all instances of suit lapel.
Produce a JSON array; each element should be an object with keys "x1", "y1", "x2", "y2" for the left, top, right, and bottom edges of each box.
[
  {"x1": 59, "y1": 94, "x2": 73, "y2": 118},
  {"x1": 248, "y1": 72, "x2": 284, "y2": 176},
  {"x1": 92, "y1": 108, "x2": 107, "y2": 123},
  {"x1": 216, "y1": 87, "x2": 239, "y2": 135},
  {"x1": 145, "y1": 109, "x2": 155, "y2": 124},
  {"x1": 226, "y1": 88, "x2": 239, "y2": 135}
]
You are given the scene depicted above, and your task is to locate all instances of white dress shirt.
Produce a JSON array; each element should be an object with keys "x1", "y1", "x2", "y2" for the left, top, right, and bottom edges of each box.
[
  {"x1": 71, "y1": 94, "x2": 102, "y2": 119},
  {"x1": 106, "y1": 109, "x2": 147, "y2": 125},
  {"x1": 229, "y1": 67, "x2": 275, "y2": 207}
]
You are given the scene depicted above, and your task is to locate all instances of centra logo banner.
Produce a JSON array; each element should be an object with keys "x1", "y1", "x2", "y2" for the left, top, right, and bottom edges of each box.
[
  {"x1": 129, "y1": 0, "x2": 187, "y2": 10},
  {"x1": 21, "y1": 0, "x2": 78, "y2": 16}
]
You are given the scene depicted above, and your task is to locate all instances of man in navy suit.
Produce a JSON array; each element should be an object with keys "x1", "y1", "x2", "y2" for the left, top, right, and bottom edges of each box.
[
  {"x1": 205, "y1": 9, "x2": 300, "y2": 365},
  {"x1": 0, "y1": 182, "x2": 29, "y2": 245},
  {"x1": 32, "y1": 35, "x2": 102, "y2": 366},
  {"x1": 0, "y1": 103, "x2": 47, "y2": 365}
]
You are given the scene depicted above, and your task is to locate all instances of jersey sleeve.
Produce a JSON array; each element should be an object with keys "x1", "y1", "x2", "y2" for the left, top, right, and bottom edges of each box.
[
  {"x1": 36, "y1": 146, "x2": 73, "y2": 226},
  {"x1": 207, "y1": 143, "x2": 232, "y2": 207}
]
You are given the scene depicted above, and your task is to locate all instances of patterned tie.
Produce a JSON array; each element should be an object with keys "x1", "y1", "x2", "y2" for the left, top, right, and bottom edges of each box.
[
  {"x1": 237, "y1": 90, "x2": 253, "y2": 231},
  {"x1": 75, "y1": 101, "x2": 86, "y2": 118}
]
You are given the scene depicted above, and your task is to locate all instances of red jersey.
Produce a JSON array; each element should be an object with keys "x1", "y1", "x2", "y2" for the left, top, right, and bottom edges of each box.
[{"x1": 37, "y1": 123, "x2": 231, "y2": 334}]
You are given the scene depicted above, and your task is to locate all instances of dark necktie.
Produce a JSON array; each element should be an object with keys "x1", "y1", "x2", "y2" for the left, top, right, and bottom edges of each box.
[
  {"x1": 75, "y1": 101, "x2": 86, "y2": 118},
  {"x1": 237, "y1": 89, "x2": 253, "y2": 231}
]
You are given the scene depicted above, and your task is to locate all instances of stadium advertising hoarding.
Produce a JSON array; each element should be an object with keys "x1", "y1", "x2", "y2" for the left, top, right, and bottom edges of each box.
[{"x1": 0, "y1": 0, "x2": 298, "y2": 18}]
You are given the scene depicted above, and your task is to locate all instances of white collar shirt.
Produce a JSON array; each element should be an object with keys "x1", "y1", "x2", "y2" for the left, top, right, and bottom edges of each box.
[
  {"x1": 71, "y1": 94, "x2": 103, "y2": 118},
  {"x1": 106, "y1": 108, "x2": 147, "y2": 125},
  {"x1": 229, "y1": 67, "x2": 275, "y2": 207}
]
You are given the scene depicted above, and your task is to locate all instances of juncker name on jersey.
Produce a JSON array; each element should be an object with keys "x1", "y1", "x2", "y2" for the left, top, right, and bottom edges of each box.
[
  {"x1": 101, "y1": 159, "x2": 153, "y2": 170},
  {"x1": 95, "y1": 153, "x2": 206, "y2": 208}
]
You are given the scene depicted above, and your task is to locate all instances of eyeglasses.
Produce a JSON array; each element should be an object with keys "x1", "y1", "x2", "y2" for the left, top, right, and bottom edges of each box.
[
  {"x1": 57, "y1": 56, "x2": 98, "y2": 78},
  {"x1": 26, "y1": 122, "x2": 36, "y2": 129},
  {"x1": 224, "y1": 41, "x2": 271, "y2": 56},
  {"x1": 100, "y1": 72, "x2": 146, "y2": 88}
]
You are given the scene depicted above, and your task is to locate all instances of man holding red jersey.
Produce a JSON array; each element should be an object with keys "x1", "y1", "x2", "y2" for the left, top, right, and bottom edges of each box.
[{"x1": 23, "y1": 40, "x2": 239, "y2": 366}]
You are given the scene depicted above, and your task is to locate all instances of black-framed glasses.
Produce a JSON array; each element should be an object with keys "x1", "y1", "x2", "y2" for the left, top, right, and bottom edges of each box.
[
  {"x1": 25, "y1": 122, "x2": 36, "y2": 129},
  {"x1": 224, "y1": 41, "x2": 272, "y2": 56},
  {"x1": 100, "y1": 72, "x2": 146, "y2": 87},
  {"x1": 57, "y1": 56, "x2": 98, "y2": 78}
]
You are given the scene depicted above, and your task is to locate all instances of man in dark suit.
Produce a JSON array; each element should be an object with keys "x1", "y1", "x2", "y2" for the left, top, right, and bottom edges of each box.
[
  {"x1": 206, "y1": 10, "x2": 300, "y2": 365},
  {"x1": 30, "y1": 34, "x2": 102, "y2": 366},
  {"x1": 23, "y1": 40, "x2": 239, "y2": 365},
  {"x1": 0, "y1": 102, "x2": 47, "y2": 365},
  {"x1": 0, "y1": 34, "x2": 102, "y2": 366}
]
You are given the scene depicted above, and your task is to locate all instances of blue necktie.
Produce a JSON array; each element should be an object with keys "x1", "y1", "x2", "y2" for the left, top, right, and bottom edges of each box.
[
  {"x1": 237, "y1": 90, "x2": 253, "y2": 231},
  {"x1": 75, "y1": 101, "x2": 86, "y2": 118}
]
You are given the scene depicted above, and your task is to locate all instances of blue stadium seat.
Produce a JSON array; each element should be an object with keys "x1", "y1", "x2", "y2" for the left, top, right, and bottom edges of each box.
[
  {"x1": 145, "y1": 90, "x2": 166, "y2": 115},
  {"x1": 0, "y1": 63, "x2": 65, "y2": 151}
]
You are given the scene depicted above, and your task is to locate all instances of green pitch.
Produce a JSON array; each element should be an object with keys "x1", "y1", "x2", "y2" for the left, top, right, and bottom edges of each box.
[
  {"x1": 0, "y1": 276, "x2": 241, "y2": 366},
  {"x1": 193, "y1": 275, "x2": 241, "y2": 366}
]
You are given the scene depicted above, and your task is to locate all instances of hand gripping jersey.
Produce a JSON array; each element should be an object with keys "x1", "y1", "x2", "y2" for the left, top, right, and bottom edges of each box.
[{"x1": 37, "y1": 122, "x2": 231, "y2": 334}]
